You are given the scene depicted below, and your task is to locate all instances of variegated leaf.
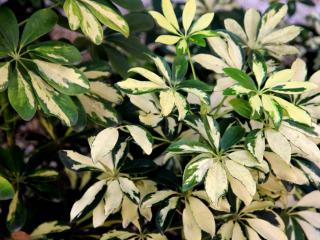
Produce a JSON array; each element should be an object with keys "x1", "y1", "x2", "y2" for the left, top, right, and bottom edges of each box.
[
  {"x1": 33, "y1": 59, "x2": 89, "y2": 95},
  {"x1": 0, "y1": 62, "x2": 10, "y2": 91},
  {"x1": 245, "y1": 129, "x2": 265, "y2": 162},
  {"x1": 126, "y1": 125, "x2": 153, "y2": 155}
]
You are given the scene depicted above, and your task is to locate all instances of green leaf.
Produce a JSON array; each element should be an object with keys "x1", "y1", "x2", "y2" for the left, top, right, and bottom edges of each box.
[
  {"x1": 189, "y1": 35, "x2": 206, "y2": 47},
  {"x1": 8, "y1": 67, "x2": 37, "y2": 121},
  {"x1": 125, "y1": 13, "x2": 154, "y2": 33},
  {"x1": 64, "y1": 0, "x2": 81, "y2": 30},
  {"x1": 28, "y1": 41, "x2": 81, "y2": 65},
  {"x1": 223, "y1": 68, "x2": 257, "y2": 90},
  {"x1": 81, "y1": 0, "x2": 129, "y2": 38},
  {"x1": 20, "y1": 8, "x2": 58, "y2": 47},
  {"x1": 229, "y1": 98, "x2": 252, "y2": 118},
  {"x1": 33, "y1": 59, "x2": 90, "y2": 95},
  {"x1": 0, "y1": 7, "x2": 19, "y2": 52},
  {"x1": 0, "y1": 176, "x2": 14, "y2": 200},
  {"x1": 172, "y1": 54, "x2": 188, "y2": 82},
  {"x1": 220, "y1": 126, "x2": 245, "y2": 151},
  {"x1": 6, "y1": 192, "x2": 27, "y2": 232},
  {"x1": 105, "y1": 46, "x2": 130, "y2": 78},
  {"x1": 112, "y1": 0, "x2": 144, "y2": 11}
]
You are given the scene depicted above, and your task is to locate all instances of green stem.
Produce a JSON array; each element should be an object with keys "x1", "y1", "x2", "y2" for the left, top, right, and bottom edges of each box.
[
  {"x1": 0, "y1": 93, "x2": 15, "y2": 146},
  {"x1": 211, "y1": 96, "x2": 227, "y2": 119},
  {"x1": 186, "y1": 47, "x2": 197, "y2": 80}
]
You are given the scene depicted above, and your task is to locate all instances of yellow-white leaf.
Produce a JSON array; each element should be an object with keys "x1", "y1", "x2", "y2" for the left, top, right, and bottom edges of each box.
[
  {"x1": 116, "y1": 78, "x2": 168, "y2": 94},
  {"x1": 70, "y1": 180, "x2": 106, "y2": 221},
  {"x1": 126, "y1": 125, "x2": 153, "y2": 155},
  {"x1": 265, "y1": 128, "x2": 291, "y2": 163},
  {"x1": 149, "y1": 11, "x2": 179, "y2": 35},
  {"x1": 265, "y1": 69, "x2": 294, "y2": 88},
  {"x1": 272, "y1": 96, "x2": 311, "y2": 126},
  {"x1": 159, "y1": 90, "x2": 175, "y2": 116},
  {"x1": 162, "y1": 0, "x2": 179, "y2": 29},
  {"x1": 229, "y1": 174, "x2": 253, "y2": 206},
  {"x1": 121, "y1": 196, "x2": 138, "y2": 228},
  {"x1": 155, "y1": 35, "x2": 181, "y2": 45},
  {"x1": 129, "y1": 67, "x2": 167, "y2": 87},
  {"x1": 183, "y1": 204, "x2": 201, "y2": 240},
  {"x1": 189, "y1": 196, "x2": 215, "y2": 237},
  {"x1": 296, "y1": 219, "x2": 320, "y2": 240},
  {"x1": 232, "y1": 222, "x2": 246, "y2": 240},
  {"x1": 182, "y1": 0, "x2": 196, "y2": 33},
  {"x1": 92, "y1": 201, "x2": 106, "y2": 228},
  {"x1": 218, "y1": 220, "x2": 234, "y2": 240},
  {"x1": 0, "y1": 62, "x2": 9, "y2": 91},
  {"x1": 174, "y1": 92, "x2": 187, "y2": 120},
  {"x1": 91, "y1": 128, "x2": 119, "y2": 163},
  {"x1": 261, "y1": 26, "x2": 301, "y2": 44},
  {"x1": 296, "y1": 191, "x2": 320, "y2": 208},
  {"x1": 90, "y1": 81, "x2": 123, "y2": 104},
  {"x1": 244, "y1": 8, "x2": 260, "y2": 48},
  {"x1": 246, "y1": 218, "x2": 288, "y2": 240},
  {"x1": 193, "y1": 53, "x2": 228, "y2": 74},
  {"x1": 190, "y1": 13, "x2": 214, "y2": 34},
  {"x1": 118, "y1": 177, "x2": 140, "y2": 204},
  {"x1": 224, "y1": 18, "x2": 247, "y2": 42},
  {"x1": 104, "y1": 180, "x2": 123, "y2": 219},
  {"x1": 205, "y1": 162, "x2": 228, "y2": 206}
]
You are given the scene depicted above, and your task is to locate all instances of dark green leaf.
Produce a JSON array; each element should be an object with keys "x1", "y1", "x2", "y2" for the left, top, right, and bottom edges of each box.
[
  {"x1": 189, "y1": 35, "x2": 206, "y2": 47},
  {"x1": 125, "y1": 13, "x2": 154, "y2": 32},
  {"x1": 172, "y1": 54, "x2": 188, "y2": 82},
  {"x1": 224, "y1": 68, "x2": 257, "y2": 90},
  {"x1": 0, "y1": 7, "x2": 19, "y2": 52},
  {"x1": 20, "y1": 8, "x2": 58, "y2": 47},
  {"x1": 112, "y1": 0, "x2": 144, "y2": 11},
  {"x1": 121, "y1": 159, "x2": 157, "y2": 175},
  {"x1": 229, "y1": 98, "x2": 252, "y2": 118},
  {"x1": 104, "y1": 46, "x2": 130, "y2": 78},
  {"x1": 220, "y1": 126, "x2": 245, "y2": 150}
]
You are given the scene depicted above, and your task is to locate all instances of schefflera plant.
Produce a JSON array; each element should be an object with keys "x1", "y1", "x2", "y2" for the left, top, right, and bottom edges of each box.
[
  {"x1": 0, "y1": 7, "x2": 89, "y2": 126},
  {"x1": 168, "y1": 114, "x2": 269, "y2": 207},
  {"x1": 59, "y1": 125, "x2": 155, "y2": 228}
]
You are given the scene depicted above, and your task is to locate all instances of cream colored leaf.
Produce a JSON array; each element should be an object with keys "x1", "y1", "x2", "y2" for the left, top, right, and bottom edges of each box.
[
  {"x1": 149, "y1": 11, "x2": 179, "y2": 34},
  {"x1": 183, "y1": 204, "x2": 201, "y2": 240},
  {"x1": 190, "y1": 13, "x2": 214, "y2": 34},
  {"x1": 0, "y1": 62, "x2": 9, "y2": 91},
  {"x1": 155, "y1": 35, "x2": 181, "y2": 45},
  {"x1": 265, "y1": 69, "x2": 294, "y2": 88},
  {"x1": 129, "y1": 67, "x2": 167, "y2": 87},
  {"x1": 182, "y1": 0, "x2": 196, "y2": 33},
  {"x1": 224, "y1": 18, "x2": 247, "y2": 42},
  {"x1": 244, "y1": 8, "x2": 260, "y2": 48},
  {"x1": 205, "y1": 162, "x2": 228, "y2": 206},
  {"x1": 121, "y1": 196, "x2": 138, "y2": 228},
  {"x1": 70, "y1": 180, "x2": 106, "y2": 220},
  {"x1": 174, "y1": 92, "x2": 187, "y2": 120},
  {"x1": 246, "y1": 218, "x2": 287, "y2": 240},
  {"x1": 296, "y1": 191, "x2": 320, "y2": 208},
  {"x1": 261, "y1": 26, "x2": 301, "y2": 44},
  {"x1": 265, "y1": 128, "x2": 291, "y2": 163},
  {"x1": 104, "y1": 180, "x2": 123, "y2": 218},
  {"x1": 92, "y1": 201, "x2": 106, "y2": 228},
  {"x1": 232, "y1": 222, "x2": 246, "y2": 240},
  {"x1": 64, "y1": 0, "x2": 81, "y2": 30},
  {"x1": 193, "y1": 53, "x2": 228, "y2": 74},
  {"x1": 159, "y1": 90, "x2": 175, "y2": 116},
  {"x1": 189, "y1": 196, "x2": 215, "y2": 237},
  {"x1": 91, "y1": 127, "x2": 119, "y2": 163},
  {"x1": 126, "y1": 125, "x2": 153, "y2": 155},
  {"x1": 162, "y1": 0, "x2": 179, "y2": 29},
  {"x1": 218, "y1": 220, "x2": 234, "y2": 240}
]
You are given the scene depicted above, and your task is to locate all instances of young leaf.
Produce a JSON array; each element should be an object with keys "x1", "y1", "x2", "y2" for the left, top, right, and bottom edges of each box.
[
  {"x1": 0, "y1": 176, "x2": 14, "y2": 200},
  {"x1": 224, "y1": 68, "x2": 257, "y2": 90}
]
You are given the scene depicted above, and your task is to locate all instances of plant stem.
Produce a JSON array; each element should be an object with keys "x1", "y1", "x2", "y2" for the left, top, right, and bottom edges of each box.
[
  {"x1": 211, "y1": 96, "x2": 227, "y2": 119},
  {"x1": 186, "y1": 47, "x2": 197, "y2": 80},
  {"x1": 0, "y1": 93, "x2": 15, "y2": 146}
]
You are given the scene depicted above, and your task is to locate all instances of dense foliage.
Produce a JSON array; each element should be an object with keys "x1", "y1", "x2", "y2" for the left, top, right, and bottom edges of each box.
[{"x1": 1, "y1": 0, "x2": 320, "y2": 239}]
